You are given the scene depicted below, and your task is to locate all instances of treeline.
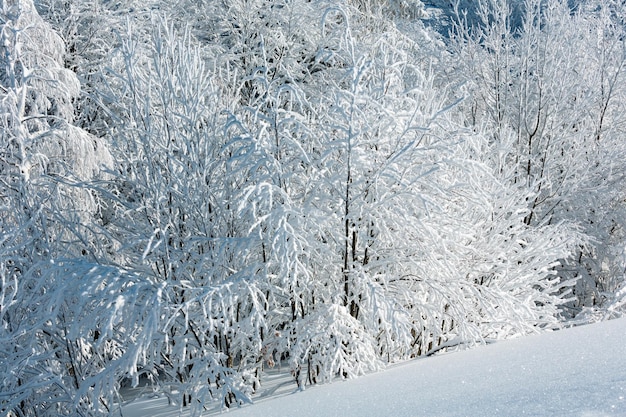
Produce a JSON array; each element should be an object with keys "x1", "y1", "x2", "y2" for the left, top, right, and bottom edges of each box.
[{"x1": 2, "y1": 0, "x2": 626, "y2": 415}]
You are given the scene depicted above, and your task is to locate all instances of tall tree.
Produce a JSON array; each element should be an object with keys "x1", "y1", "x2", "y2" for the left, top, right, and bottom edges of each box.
[
  {"x1": 0, "y1": 0, "x2": 115, "y2": 415},
  {"x1": 450, "y1": 0, "x2": 626, "y2": 319}
]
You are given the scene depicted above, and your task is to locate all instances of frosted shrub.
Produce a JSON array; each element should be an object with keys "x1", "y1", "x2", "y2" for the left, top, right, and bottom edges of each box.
[{"x1": 285, "y1": 304, "x2": 382, "y2": 387}]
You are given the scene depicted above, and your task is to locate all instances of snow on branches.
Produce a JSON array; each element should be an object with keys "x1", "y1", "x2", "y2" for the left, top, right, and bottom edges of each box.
[{"x1": 4, "y1": 0, "x2": 626, "y2": 415}]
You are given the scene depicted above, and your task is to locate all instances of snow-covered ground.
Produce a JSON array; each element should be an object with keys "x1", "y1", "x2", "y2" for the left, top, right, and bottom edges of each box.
[{"x1": 123, "y1": 318, "x2": 626, "y2": 416}]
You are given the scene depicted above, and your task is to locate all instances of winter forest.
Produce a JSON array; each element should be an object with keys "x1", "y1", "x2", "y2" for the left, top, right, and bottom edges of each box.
[{"x1": 2, "y1": 0, "x2": 626, "y2": 415}]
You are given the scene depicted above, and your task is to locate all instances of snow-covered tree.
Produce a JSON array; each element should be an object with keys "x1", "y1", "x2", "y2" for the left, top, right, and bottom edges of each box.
[
  {"x1": 0, "y1": 0, "x2": 113, "y2": 415},
  {"x1": 90, "y1": 17, "x2": 287, "y2": 411},
  {"x1": 450, "y1": 0, "x2": 626, "y2": 319}
]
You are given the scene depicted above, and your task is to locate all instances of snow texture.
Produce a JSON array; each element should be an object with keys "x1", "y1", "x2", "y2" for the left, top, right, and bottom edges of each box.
[{"x1": 123, "y1": 318, "x2": 626, "y2": 416}]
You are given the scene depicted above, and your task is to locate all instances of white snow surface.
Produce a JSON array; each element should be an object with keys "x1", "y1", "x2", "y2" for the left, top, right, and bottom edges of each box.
[{"x1": 124, "y1": 318, "x2": 626, "y2": 416}]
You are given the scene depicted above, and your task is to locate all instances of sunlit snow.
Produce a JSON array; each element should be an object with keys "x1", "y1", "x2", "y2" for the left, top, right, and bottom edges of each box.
[{"x1": 123, "y1": 318, "x2": 626, "y2": 416}]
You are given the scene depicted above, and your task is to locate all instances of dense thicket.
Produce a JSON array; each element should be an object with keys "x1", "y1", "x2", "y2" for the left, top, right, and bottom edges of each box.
[{"x1": 2, "y1": 0, "x2": 626, "y2": 415}]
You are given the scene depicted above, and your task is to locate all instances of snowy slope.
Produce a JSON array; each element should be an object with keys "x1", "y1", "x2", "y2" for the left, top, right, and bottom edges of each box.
[{"x1": 124, "y1": 318, "x2": 626, "y2": 416}]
